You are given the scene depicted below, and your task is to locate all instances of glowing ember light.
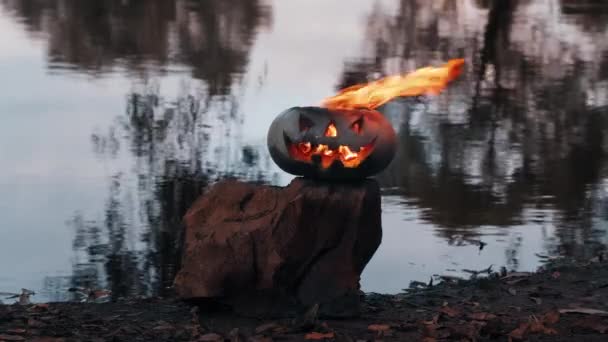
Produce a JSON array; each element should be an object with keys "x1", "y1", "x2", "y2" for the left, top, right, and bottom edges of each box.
[
  {"x1": 325, "y1": 123, "x2": 338, "y2": 137},
  {"x1": 288, "y1": 141, "x2": 375, "y2": 169},
  {"x1": 338, "y1": 145, "x2": 357, "y2": 161},
  {"x1": 315, "y1": 144, "x2": 329, "y2": 154},
  {"x1": 298, "y1": 142, "x2": 311, "y2": 154},
  {"x1": 321, "y1": 59, "x2": 465, "y2": 110}
]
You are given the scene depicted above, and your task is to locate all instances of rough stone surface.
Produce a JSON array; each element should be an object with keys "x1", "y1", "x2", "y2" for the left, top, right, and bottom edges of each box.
[{"x1": 173, "y1": 178, "x2": 382, "y2": 317}]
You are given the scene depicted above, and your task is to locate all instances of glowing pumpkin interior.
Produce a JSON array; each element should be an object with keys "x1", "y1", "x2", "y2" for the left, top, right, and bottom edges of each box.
[{"x1": 285, "y1": 119, "x2": 375, "y2": 169}]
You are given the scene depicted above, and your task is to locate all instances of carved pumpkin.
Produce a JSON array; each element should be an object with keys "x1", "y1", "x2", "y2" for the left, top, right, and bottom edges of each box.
[{"x1": 267, "y1": 106, "x2": 397, "y2": 180}]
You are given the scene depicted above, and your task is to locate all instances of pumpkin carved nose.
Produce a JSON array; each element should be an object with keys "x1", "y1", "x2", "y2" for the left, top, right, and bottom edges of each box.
[{"x1": 324, "y1": 123, "x2": 338, "y2": 137}]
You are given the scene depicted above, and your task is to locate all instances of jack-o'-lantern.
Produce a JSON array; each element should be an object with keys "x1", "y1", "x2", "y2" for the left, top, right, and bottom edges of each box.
[
  {"x1": 267, "y1": 106, "x2": 397, "y2": 180},
  {"x1": 267, "y1": 58, "x2": 464, "y2": 180}
]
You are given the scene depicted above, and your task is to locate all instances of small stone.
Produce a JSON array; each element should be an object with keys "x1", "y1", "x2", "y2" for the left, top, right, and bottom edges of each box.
[
  {"x1": 255, "y1": 323, "x2": 287, "y2": 335},
  {"x1": 198, "y1": 333, "x2": 223, "y2": 341},
  {"x1": 152, "y1": 321, "x2": 175, "y2": 331},
  {"x1": 248, "y1": 336, "x2": 273, "y2": 342},
  {"x1": 5, "y1": 329, "x2": 25, "y2": 335},
  {"x1": 27, "y1": 338, "x2": 66, "y2": 342}
]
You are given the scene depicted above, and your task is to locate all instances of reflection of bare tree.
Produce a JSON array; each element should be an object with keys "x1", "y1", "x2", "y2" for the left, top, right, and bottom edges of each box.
[
  {"x1": 472, "y1": 0, "x2": 516, "y2": 110},
  {"x1": 175, "y1": 1, "x2": 272, "y2": 95},
  {"x1": 561, "y1": 0, "x2": 608, "y2": 32},
  {"x1": 69, "y1": 175, "x2": 147, "y2": 298},
  {"x1": 70, "y1": 82, "x2": 276, "y2": 298},
  {"x1": 0, "y1": 0, "x2": 272, "y2": 95},
  {"x1": 0, "y1": 0, "x2": 277, "y2": 298},
  {"x1": 2, "y1": 0, "x2": 280, "y2": 298},
  {"x1": 345, "y1": 0, "x2": 608, "y2": 259}
]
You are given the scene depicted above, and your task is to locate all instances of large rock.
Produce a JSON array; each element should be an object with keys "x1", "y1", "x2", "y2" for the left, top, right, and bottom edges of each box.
[{"x1": 173, "y1": 177, "x2": 382, "y2": 317}]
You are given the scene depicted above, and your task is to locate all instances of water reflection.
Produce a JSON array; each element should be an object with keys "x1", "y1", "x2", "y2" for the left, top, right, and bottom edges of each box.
[
  {"x1": 354, "y1": 0, "x2": 608, "y2": 258},
  {"x1": 2, "y1": 0, "x2": 608, "y2": 299},
  {"x1": 1, "y1": 0, "x2": 272, "y2": 94},
  {"x1": 1, "y1": 0, "x2": 274, "y2": 297},
  {"x1": 68, "y1": 83, "x2": 276, "y2": 297}
]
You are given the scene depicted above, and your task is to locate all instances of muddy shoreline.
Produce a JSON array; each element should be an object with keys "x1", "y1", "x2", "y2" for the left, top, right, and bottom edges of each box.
[{"x1": 2, "y1": 257, "x2": 608, "y2": 341}]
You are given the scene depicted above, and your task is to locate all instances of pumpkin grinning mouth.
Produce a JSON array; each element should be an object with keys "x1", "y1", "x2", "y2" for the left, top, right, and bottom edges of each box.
[{"x1": 283, "y1": 133, "x2": 376, "y2": 169}]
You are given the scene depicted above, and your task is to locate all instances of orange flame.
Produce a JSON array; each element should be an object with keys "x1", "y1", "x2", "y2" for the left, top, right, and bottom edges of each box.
[
  {"x1": 322, "y1": 59, "x2": 465, "y2": 110},
  {"x1": 324, "y1": 123, "x2": 338, "y2": 137},
  {"x1": 288, "y1": 142, "x2": 375, "y2": 169}
]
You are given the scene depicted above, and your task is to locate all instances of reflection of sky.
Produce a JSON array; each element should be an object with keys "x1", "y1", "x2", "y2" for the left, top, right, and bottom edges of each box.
[
  {"x1": 0, "y1": 11, "x2": 113, "y2": 297},
  {"x1": 0, "y1": 0, "x2": 400, "y2": 299},
  {"x1": 240, "y1": 0, "x2": 397, "y2": 143},
  {"x1": 0, "y1": 0, "x2": 596, "y2": 300},
  {"x1": 363, "y1": 196, "x2": 545, "y2": 293}
]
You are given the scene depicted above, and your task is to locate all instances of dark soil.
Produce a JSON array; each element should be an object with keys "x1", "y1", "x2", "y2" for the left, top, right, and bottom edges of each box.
[{"x1": 2, "y1": 257, "x2": 608, "y2": 341}]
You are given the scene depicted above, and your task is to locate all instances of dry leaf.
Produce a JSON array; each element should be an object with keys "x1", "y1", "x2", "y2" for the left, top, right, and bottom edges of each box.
[
  {"x1": 0, "y1": 335, "x2": 26, "y2": 341},
  {"x1": 508, "y1": 322, "x2": 529, "y2": 341},
  {"x1": 152, "y1": 322, "x2": 175, "y2": 331},
  {"x1": 528, "y1": 321, "x2": 557, "y2": 335},
  {"x1": 248, "y1": 336, "x2": 273, "y2": 342},
  {"x1": 469, "y1": 312, "x2": 497, "y2": 321},
  {"x1": 542, "y1": 310, "x2": 560, "y2": 325},
  {"x1": 543, "y1": 326, "x2": 558, "y2": 335},
  {"x1": 29, "y1": 303, "x2": 49, "y2": 311},
  {"x1": 367, "y1": 324, "x2": 390, "y2": 332},
  {"x1": 573, "y1": 316, "x2": 608, "y2": 334},
  {"x1": 420, "y1": 322, "x2": 437, "y2": 337},
  {"x1": 5, "y1": 329, "x2": 26, "y2": 335},
  {"x1": 255, "y1": 322, "x2": 287, "y2": 335},
  {"x1": 464, "y1": 301, "x2": 480, "y2": 308},
  {"x1": 27, "y1": 338, "x2": 66, "y2": 342},
  {"x1": 198, "y1": 333, "x2": 223, "y2": 342},
  {"x1": 529, "y1": 296, "x2": 542, "y2": 305},
  {"x1": 420, "y1": 321, "x2": 446, "y2": 339},
  {"x1": 26, "y1": 317, "x2": 44, "y2": 328},
  {"x1": 559, "y1": 308, "x2": 608, "y2": 316},
  {"x1": 446, "y1": 322, "x2": 480, "y2": 339},
  {"x1": 439, "y1": 306, "x2": 460, "y2": 318},
  {"x1": 420, "y1": 314, "x2": 442, "y2": 338},
  {"x1": 305, "y1": 332, "x2": 335, "y2": 340}
]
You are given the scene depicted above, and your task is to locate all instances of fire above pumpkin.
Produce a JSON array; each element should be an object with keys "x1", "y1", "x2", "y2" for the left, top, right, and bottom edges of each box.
[
  {"x1": 322, "y1": 58, "x2": 465, "y2": 110},
  {"x1": 267, "y1": 59, "x2": 464, "y2": 180}
]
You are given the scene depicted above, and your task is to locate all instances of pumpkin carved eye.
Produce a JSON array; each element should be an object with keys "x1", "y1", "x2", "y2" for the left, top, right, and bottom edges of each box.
[
  {"x1": 324, "y1": 122, "x2": 338, "y2": 137},
  {"x1": 350, "y1": 116, "x2": 364, "y2": 135},
  {"x1": 299, "y1": 115, "x2": 314, "y2": 132}
]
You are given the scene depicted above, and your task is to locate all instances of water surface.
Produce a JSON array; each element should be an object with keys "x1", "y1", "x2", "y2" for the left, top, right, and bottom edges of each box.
[{"x1": 1, "y1": 0, "x2": 607, "y2": 302}]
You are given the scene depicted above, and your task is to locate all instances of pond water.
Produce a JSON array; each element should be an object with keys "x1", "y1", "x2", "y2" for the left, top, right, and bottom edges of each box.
[{"x1": 1, "y1": 0, "x2": 608, "y2": 302}]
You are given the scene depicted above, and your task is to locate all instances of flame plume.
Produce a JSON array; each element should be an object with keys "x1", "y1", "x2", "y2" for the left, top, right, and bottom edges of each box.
[{"x1": 322, "y1": 59, "x2": 465, "y2": 110}]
